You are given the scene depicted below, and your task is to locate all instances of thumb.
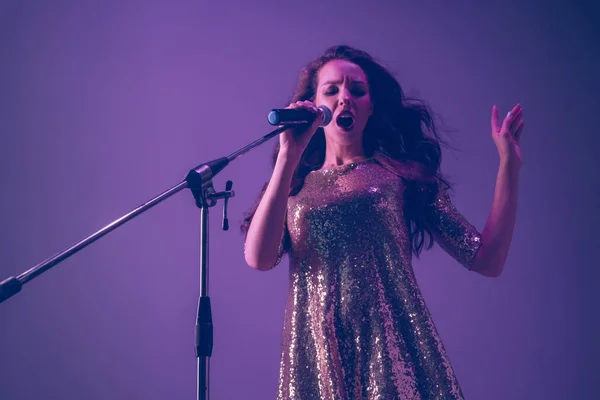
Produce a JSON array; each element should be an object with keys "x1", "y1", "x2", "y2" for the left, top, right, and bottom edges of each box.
[
  {"x1": 311, "y1": 107, "x2": 324, "y2": 129},
  {"x1": 491, "y1": 105, "x2": 500, "y2": 132}
]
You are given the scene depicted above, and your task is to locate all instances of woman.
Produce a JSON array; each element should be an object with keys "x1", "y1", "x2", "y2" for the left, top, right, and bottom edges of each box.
[{"x1": 242, "y1": 45, "x2": 523, "y2": 399}]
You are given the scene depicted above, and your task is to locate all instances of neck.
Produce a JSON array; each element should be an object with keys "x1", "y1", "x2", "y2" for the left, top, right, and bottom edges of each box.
[{"x1": 322, "y1": 139, "x2": 367, "y2": 168}]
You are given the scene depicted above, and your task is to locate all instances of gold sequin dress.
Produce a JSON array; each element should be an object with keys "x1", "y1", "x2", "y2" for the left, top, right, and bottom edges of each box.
[{"x1": 273, "y1": 158, "x2": 482, "y2": 400}]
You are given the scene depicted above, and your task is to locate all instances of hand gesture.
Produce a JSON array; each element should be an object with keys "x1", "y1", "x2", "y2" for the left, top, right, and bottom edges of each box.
[
  {"x1": 491, "y1": 103, "x2": 524, "y2": 168},
  {"x1": 279, "y1": 101, "x2": 324, "y2": 161}
]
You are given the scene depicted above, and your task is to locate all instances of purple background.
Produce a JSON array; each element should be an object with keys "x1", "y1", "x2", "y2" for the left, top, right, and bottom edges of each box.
[{"x1": 1, "y1": 1, "x2": 598, "y2": 399}]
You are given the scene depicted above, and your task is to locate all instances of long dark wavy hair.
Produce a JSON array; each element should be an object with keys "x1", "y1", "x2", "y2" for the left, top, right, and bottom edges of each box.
[{"x1": 241, "y1": 45, "x2": 453, "y2": 258}]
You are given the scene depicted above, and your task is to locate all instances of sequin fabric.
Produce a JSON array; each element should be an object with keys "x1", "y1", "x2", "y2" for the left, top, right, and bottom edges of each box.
[{"x1": 273, "y1": 158, "x2": 482, "y2": 400}]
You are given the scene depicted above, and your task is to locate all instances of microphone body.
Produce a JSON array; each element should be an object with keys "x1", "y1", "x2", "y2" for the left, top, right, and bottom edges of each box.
[{"x1": 268, "y1": 105, "x2": 332, "y2": 127}]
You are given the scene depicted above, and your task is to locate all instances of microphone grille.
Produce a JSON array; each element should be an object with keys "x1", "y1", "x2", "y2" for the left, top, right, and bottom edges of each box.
[{"x1": 318, "y1": 105, "x2": 333, "y2": 126}]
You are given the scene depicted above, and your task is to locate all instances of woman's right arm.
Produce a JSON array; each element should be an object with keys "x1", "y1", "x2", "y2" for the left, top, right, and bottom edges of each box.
[
  {"x1": 244, "y1": 100, "x2": 323, "y2": 271},
  {"x1": 244, "y1": 150, "x2": 299, "y2": 271}
]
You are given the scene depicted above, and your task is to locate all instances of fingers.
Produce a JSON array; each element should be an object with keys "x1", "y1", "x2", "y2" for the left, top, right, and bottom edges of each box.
[
  {"x1": 288, "y1": 100, "x2": 319, "y2": 113},
  {"x1": 287, "y1": 100, "x2": 323, "y2": 123},
  {"x1": 506, "y1": 104, "x2": 523, "y2": 139},
  {"x1": 514, "y1": 119, "x2": 525, "y2": 141},
  {"x1": 501, "y1": 104, "x2": 522, "y2": 133},
  {"x1": 507, "y1": 103, "x2": 521, "y2": 116},
  {"x1": 493, "y1": 104, "x2": 523, "y2": 134},
  {"x1": 509, "y1": 108, "x2": 523, "y2": 132}
]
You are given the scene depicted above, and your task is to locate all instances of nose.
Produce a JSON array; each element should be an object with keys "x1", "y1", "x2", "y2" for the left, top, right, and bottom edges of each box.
[{"x1": 338, "y1": 87, "x2": 351, "y2": 107}]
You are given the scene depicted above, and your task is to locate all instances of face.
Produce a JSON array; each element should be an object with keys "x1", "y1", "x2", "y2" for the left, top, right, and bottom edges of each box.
[{"x1": 315, "y1": 59, "x2": 372, "y2": 143}]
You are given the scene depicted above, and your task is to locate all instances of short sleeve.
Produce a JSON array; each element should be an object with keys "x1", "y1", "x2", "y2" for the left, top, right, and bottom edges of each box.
[
  {"x1": 243, "y1": 209, "x2": 289, "y2": 270},
  {"x1": 271, "y1": 211, "x2": 289, "y2": 268},
  {"x1": 423, "y1": 187, "x2": 483, "y2": 270}
]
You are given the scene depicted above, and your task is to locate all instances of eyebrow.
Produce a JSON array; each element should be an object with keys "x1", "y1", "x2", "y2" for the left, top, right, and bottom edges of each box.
[{"x1": 320, "y1": 79, "x2": 368, "y2": 87}]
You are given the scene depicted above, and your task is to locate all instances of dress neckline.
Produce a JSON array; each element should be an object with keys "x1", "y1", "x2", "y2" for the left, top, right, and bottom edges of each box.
[{"x1": 309, "y1": 158, "x2": 376, "y2": 174}]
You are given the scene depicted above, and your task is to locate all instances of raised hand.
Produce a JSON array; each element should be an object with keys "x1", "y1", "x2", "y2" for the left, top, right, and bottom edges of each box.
[{"x1": 491, "y1": 103, "x2": 524, "y2": 169}]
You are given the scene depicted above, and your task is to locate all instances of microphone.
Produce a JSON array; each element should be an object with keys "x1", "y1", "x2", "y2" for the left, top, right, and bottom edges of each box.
[{"x1": 268, "y1": 105, "x2": 332, "y2": 127}]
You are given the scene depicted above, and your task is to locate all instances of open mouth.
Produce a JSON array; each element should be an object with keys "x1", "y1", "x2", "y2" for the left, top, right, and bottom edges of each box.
[{"x1": 335, "y1": 112, "x2": 355, "y2": 132}]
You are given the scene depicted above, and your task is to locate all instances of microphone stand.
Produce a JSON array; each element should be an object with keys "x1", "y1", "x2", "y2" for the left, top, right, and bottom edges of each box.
[{"x1": 0, "y1": 124, "x2": 289, "y2": 400}]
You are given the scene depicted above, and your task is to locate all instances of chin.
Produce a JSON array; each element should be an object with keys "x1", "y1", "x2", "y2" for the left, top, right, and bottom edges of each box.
[{"x1": 328, "y1": 124, "x2": 365, "y2": 140}]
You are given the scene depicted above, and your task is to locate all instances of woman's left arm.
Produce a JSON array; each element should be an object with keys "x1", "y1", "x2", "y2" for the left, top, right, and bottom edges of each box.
[{"x1": 470, "y1": 103, "x2": 524, "y2": 277}]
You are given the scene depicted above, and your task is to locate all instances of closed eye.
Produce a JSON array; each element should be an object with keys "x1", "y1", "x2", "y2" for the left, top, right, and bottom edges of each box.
[{"x1": 323, "y1": 86, "x2": 367, "y2": 97}]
